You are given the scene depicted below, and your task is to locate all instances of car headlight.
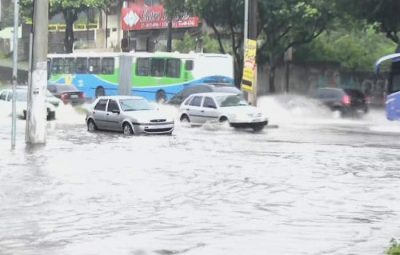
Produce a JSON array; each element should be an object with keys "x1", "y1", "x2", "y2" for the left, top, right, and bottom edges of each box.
[{"x1": 228, "y1": 113, "x2": 237, "y2": 120}]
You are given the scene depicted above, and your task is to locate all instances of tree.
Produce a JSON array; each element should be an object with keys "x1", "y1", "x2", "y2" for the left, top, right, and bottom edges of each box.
[
  {"x1": 167, "y1": 0, "x2": 334, "y2": 91},
  {"x1": 0, "y1": 1, "x2": 14, "y2": 27},
  {"x1": 188, "y1": 0, "x2": 245, "y2": 86},
  {"x1": 295, "y1": 26, "x2": 396, "y2": 71},
  {"x1": 257, "y1": 0, "x2": 335, "y2": 92},
  {"x1": 336, "y1": 0, "x2": 400, "y2": 49},
  {"x1": 162, "y1": 0, "x2": 194, "y2": 52},
  {"x1": 21, "y1": 0, "x2": 112, "y2": 53}
]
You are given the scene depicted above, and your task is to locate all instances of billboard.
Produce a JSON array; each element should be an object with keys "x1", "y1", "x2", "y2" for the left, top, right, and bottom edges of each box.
[
  {"x1": 241, "y1": 39, "x2": 257, "y2": 92},
  {"x1": 121, "y1": 4, "x2": 199, "y2": 31}
]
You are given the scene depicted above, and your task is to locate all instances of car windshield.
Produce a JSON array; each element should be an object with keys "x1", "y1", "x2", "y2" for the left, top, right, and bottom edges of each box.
[
  {"x1": 216, "y1": 95, "x2": 248, "y2": 107},
  {"x1": 119, "y1": 98, "x2": 153, "y2": 111}
]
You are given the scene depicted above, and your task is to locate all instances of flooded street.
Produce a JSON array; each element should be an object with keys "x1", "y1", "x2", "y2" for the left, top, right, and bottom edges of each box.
[{"x1": 1, "y1": 96, "x2": 400, "y2": 255}]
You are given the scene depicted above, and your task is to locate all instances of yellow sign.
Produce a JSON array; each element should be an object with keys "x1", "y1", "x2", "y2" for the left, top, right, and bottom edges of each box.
[{"x1": 241, "y1": 39, "x2": 257, "y2": 92}]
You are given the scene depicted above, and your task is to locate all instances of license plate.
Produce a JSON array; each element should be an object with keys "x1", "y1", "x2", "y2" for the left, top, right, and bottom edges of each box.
[
  {"x1": 148, "y1": 125, "x2": 171, "y2": 129},
  {"x1": 70, "y1": 95, "x2": 78, "y2": 98},
  {"x1": 252, "y1": 118, "x2": 262, "y2": 122}
]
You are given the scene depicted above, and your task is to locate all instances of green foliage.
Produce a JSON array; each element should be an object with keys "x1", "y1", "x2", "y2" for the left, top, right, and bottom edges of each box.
[
  {"x1": 388, "y1": 239, "x2": 400, "y2": 255},
  {"x1": 202, "y1": 35, "x2": 223, "y2": 53},
  {"x1": 173, "y1": 32, "x2": 196, "y2": 53},
  {"x1": 295, "y1": 26, "x2": 396, "y2": 71},
  {"x1": 0, "y1": 2, "x2": 14, "y2": 27},
  {"x1": 173, "y1": 33, "x2": 224, "y2": 54},
  {"x1": 257, "y1": 0, "x2": 335, "y2": 66},
  {"x1": 336, "y1": 0, "x2": 400, "y2": 45}
]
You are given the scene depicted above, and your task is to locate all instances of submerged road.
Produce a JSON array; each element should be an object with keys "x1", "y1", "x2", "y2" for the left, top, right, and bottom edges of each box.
[{"x1": 0, "y1": 96, "x2": 400, "y2": 255}]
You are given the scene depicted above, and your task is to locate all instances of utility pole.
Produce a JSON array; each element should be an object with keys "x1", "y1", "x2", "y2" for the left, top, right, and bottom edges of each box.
[
  {"x1": 11, "y1": 0, "x2": 19, "y2": 149},
  {"x1": 26, "y1": 0, "x2": 48, "y2": 144},
  {"x1": 248, "y1": 0, "x2": 258, "y2": 106}
]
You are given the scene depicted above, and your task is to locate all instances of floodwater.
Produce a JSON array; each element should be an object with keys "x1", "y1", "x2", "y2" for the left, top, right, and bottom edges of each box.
[{"x1": 1, "y1": 95, "x2": 400, "y2": 255}]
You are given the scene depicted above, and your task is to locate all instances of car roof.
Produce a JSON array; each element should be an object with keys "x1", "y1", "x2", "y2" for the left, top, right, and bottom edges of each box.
[
  {"x1": 96, "y1": 95, "x2": 145, "y2": 100},
  {"x1": 317, "y1": 87, "x2": 343, "y2": 91},
  {"x1": 188, "y1": 92, "x2": 239, "y2": 97}
]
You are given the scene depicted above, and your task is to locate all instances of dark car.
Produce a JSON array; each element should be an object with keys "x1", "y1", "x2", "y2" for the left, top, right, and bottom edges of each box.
[
  {"x1": 313, "y1": 87, "x2": 369, "y2": 117},
  {"x1": 167, "y1": 83, "x2": 242, "y2": 106},
  {"x1": 47, "y1": 83, "x2": 85, "y2": 105}
]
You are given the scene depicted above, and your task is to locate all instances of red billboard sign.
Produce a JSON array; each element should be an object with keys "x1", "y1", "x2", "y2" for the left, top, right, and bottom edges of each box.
[{"x1": 121, "y1": 5, "x2": 199, "y2": 31}]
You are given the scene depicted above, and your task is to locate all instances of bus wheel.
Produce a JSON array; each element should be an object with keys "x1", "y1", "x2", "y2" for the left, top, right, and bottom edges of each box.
[
  {"x1": 95, "y1": 86, "x2": 105, "y2": 98},
  {"x1": 156, "y1": 90, "x2": 166, "y2": 103}
]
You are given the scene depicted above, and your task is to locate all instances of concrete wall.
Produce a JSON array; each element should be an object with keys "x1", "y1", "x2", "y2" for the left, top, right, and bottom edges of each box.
[{"x1": 257, "y1": 62, "x2": 387, "y2": 106}]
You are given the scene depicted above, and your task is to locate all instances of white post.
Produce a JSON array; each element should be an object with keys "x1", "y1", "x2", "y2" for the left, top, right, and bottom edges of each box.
[
  {"x1": 26, "y1": 0, "x2": 48, "y2": 144},
  {"x1": 242, "y1": 0, "x2": 249, "y2": 102},
  {"x1": 11, "y1": 0, "x2": 19, "y2": 149}
]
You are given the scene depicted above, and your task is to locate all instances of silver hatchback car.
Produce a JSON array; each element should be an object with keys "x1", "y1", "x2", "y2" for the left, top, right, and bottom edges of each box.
[
  {"x1": 179, "y1": 92, "x2": 268, "y2": 131},
  {"x1": 86, "y1": 96, "x2": 174, "y2": 135}
]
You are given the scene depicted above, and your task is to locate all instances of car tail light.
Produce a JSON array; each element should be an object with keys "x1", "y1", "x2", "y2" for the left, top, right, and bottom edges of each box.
[
  {"x1": 342, "y1": 95, "x2": 351, "y2": 105},
  {"x1": 60, "y1": 93, "x2": 68, "y2": 103},
  {"x1": 365, "y1": 96, "x2": 371, "y2": 104},
  {"x1": 79, "y1": 93, "x2": 85, "y2": 99}
]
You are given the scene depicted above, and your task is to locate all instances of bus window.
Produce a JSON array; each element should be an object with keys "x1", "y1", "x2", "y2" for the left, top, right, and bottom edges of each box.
[
  {"x1": 76, "y1": 58, "x2": 88, "y2": 74},
  {"x1": 102, "y1": 58, "x2": 115, "y2": 74},
  {"x1": 151, "y1": 58, "x2": 165, "y2": 77},
  {"x1": 64, "y1": 58, "x2": 75, "y2": 74},
  {"x1": 136, "y1": 58, "x2": 150, "y2": 76},
  {"x1": 185, "y1": 60, "x2": 194, "y2": 71},
  {"x1": 51, "y1": 58, "x2": 64, "y2": 74},
  {"x1": 392, "y1": 74, "x2": 400, "y2": 92},
  {"x1": 88, "y1": 58, "x2": 101, "y2": 74},
  {"x1": 166, "y1": 59, "x2": 181, "y2": 78}
]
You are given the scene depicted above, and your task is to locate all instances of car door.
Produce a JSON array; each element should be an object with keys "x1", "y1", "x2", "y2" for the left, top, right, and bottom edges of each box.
[
  {"x1": 200, "y1": 96, "x2": 219, "y2": 122},
  {"x1": 105, "y1": 99, "x2": 123, "y2": 131},
  {"x1": 186, "y1": 95, "x2": 204, "y2": 124},
  {"x1": 92, "y1": 99, "x2": 109, "y2": 130}
]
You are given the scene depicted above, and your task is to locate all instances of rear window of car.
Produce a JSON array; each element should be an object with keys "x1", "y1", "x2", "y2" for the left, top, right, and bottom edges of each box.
[
  {"x1": 316, "y1": 88, "x2": 342, "y2": 98},
  {"x1": 344, "y1": 89, "x2": 365, "y2": 98},
  {"x1": 213, "y1": 86, "x2": 241, "y2": 94},
  {"x1": 189, "y1": 96, "x2": 202, "y2": 107},
  {"x1": 94, "y1": 99, "x2": 107, "y2": 111}
]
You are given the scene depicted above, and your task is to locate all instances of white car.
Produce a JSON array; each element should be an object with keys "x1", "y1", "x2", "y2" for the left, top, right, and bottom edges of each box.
[
  {"x1": 0, "y1": 87, "x2": 57, "y2": 120},
  {"x1": 86, "y1": 96, "x2": 174, "y2": 135},
  {"x1": 179, "y1": 92, "x2": 268, "y2": 131}
]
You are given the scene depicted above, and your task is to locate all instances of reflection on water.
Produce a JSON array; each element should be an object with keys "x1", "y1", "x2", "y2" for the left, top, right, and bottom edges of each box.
[{"x1": 1, "y1": 96, "x2": 400, "y2": 255}]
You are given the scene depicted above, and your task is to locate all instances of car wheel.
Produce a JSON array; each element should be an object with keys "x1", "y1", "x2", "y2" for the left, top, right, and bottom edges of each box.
[
  {"x1": 332, "y1": 108, "x2": 343, "y2": 119},
  {"x1": 252, "y1": 125, "x2": 264, "y2": 132},
  {"x1": 123, "y1": 123, "x2": 134, "y2": 135},
  {"x1": 180, "y1": 115, "x2": 191, "y2": 127},
  {"x1": 180, "y1": 115, "x2": 190, "y2": 123},
  {"x1": 87, "y1": 119, "x2": 97, "y2": 132},
  {"x1": 219, "y1": 116, "x2": 228, "y2": 123}
]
